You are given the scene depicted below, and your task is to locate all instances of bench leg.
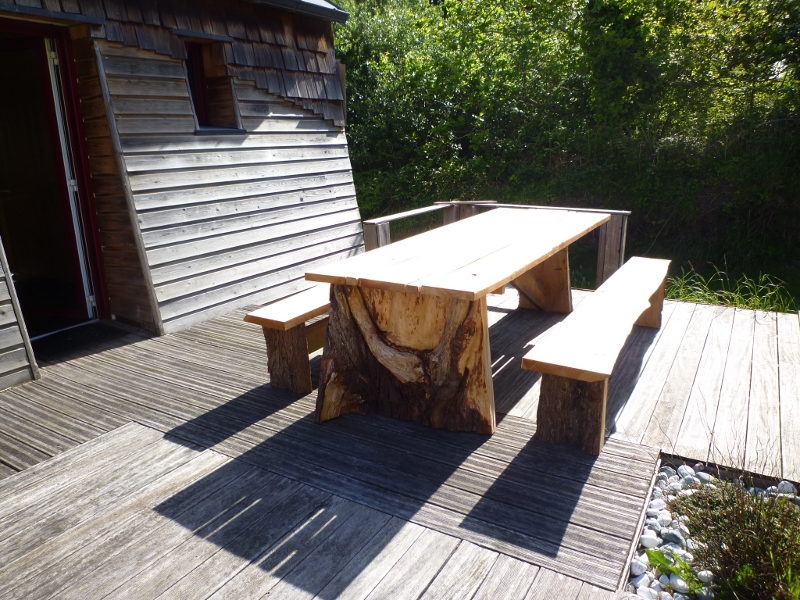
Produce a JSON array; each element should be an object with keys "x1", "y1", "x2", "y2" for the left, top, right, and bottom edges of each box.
[
  {"x1": 512, "y1": 248, "x2": 572, "y2": 313},
  {"x1": 536, "y1": 374, "x2": 608, "y2": 455},
  {"x1": 635, "y1": 276, "x2": 667, "y2": 328},
  {"x1": 263, "y1": 324, "x2": 313, "y2": 394}
]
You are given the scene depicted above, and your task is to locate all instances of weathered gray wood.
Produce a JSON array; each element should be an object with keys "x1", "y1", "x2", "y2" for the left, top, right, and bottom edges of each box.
[
  {"x1": 524, "y1": 568, "x2": 584, "y2": 600},
  {"x1": 56, "y1": 470, "x2": 296, "y2": 600},
  {"x1": 419, "y1": 541, "x2": 499, "y2": 600},
  {"x1": 709, "y1": 308, "x2": 755, "y2": 466},
  {"x1": 673, "y1": 306, "x2": 735, "y2": 460},
  {"x1": 206, "y1": 495, "x2": 361, "y2": 600},
  {"x1": 595, "y1": 214, "x2": 627, "y2": 286},
  {"x1": 778, "y1": 312, "x2": 800, "y2": 481},
  {"x1": 315, "y1": 518, "x2": 426, "y2": 600},
  {"x1": 613, "y1": 302, "x2": 696, "y2": 443},
  {"x1": 363, "y1": 221, "x2": 390, "y2": 251},
  {"x1": 144, "y1": 487, "x2": 341, "y2": 600},
  {"x1": 472, "y1": 553, "x2": 539, "y2": 600},
  {"x1": 364, "y1": 530, "x2": 462, "y2": 600},
  {"x1": 247, "y1": 503, "x2": 391, "y2": 600},
  {"x1": 0, "y1": 449, "x2": 233, "y2": 598},
  {"x1": 745, "y1": 310, "x2": 781, "y2": 476},
  {"x1": 641, "y1": 303, "x2": 716, "y2": 450},
  {"x1": 94, "y1": 39, "x2": 164, "y2": 334},
  {"x1": 605, "y1": 301, "x2": 678, "y2": 429},
  {"x1": 537, "y1": 375, "x2": 608, "y2": 455}
]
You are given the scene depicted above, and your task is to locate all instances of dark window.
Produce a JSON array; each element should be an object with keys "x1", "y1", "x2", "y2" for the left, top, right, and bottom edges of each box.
[{"x1": 185, "y1": 42, "x2": 211, "y2": 126}]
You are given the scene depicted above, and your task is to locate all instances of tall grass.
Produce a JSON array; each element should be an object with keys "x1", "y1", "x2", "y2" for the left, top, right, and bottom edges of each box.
[{"x1": 666, "y1": 264, "x2": 798, "y2": 313}]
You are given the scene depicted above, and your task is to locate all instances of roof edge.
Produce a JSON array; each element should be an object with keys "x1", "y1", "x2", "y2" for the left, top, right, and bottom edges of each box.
[{"x1": 245, "y1": 0, "x2": 349, "y2": 23}]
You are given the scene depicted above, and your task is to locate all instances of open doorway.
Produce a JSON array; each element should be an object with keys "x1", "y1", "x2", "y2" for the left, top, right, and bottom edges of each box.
[{"x1": 0, "y1": 25, "x2": 99, "y2": 340}]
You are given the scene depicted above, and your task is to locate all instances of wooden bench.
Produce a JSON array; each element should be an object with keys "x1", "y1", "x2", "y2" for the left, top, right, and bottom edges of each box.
[
  {"x1": 521, "y1": 256, "x2": 671, "y2": 454},
  {"x1": 244, "y1": 283, "x2": 331, "y2": 394}
]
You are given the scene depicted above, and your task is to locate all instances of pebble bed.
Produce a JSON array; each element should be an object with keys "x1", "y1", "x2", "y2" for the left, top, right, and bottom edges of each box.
[{"x1": 623, "y1": 462, "x2": 800, "y2": 600}]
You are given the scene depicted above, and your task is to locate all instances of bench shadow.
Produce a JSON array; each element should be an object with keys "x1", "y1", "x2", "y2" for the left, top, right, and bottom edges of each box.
[{"x1": 153, "y1": 353, "x2": 612, "y2": 596}]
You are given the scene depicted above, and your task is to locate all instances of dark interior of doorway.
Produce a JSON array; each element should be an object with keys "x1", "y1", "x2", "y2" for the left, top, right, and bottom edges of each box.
[{"x1": 0, "y1": 31, "x2": 91, "y2": 339}]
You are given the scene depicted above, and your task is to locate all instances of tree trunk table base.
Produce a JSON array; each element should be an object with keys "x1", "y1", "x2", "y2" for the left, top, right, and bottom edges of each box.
[{"x1": 316, "y1": 285, "x2": 495, "y2": 434}]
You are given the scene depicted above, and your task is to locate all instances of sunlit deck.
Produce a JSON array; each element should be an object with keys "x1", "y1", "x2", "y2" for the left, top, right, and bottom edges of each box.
[{"x1": 0, "y1": 289, "x2": 796, "y2": 598}]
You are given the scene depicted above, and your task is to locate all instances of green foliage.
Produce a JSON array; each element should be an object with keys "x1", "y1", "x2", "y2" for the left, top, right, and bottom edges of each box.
[
  {"x1": 645, "y1": 549, "x2": 704, "y2": 594},
  {"x1": 335, "y1": 0, "x2": 800, "y2": 294},
  {"x1": 670, "y1": 479, "x2": 800, "y2": 599},
  {"x1": 666, "y1": 263, "x2": 798, "y2": 312}
]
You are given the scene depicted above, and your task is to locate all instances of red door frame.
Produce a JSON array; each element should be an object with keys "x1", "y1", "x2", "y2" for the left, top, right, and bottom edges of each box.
[{"x1": 0, "y1": 17, "x2": 110, "y2": 320}]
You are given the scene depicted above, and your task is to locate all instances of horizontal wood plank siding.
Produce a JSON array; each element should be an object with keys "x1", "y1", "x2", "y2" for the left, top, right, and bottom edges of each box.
[
  {"x1": 96, "y1": 42, "x2": 363, "y2": 333},
  {"x1": 71, "y1": 34, "x2": 157, "y2": 330}
]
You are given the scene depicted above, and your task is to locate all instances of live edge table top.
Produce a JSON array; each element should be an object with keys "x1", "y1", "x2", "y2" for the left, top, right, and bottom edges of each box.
[{"x1": 305, "y1": 207, "x2": 610, "y2": 300}]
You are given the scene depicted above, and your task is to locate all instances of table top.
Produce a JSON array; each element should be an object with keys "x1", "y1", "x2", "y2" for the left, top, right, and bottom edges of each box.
[{"x1": 305, "y1": 207, "x2": 610, "y2": 300}]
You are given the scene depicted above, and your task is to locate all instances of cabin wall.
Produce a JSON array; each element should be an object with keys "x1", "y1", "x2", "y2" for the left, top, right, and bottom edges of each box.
[
  {"x1": 70, "y1": 32, "x2": 157, "y2": 330},
  {"x1": 94, "y1": 39, "x2": 362, "y2": 333}
]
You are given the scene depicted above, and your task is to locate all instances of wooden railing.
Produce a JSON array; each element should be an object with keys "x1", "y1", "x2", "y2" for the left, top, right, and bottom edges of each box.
[{"x1": 362, "y1": 200, "x2": 631, "y2": 286}]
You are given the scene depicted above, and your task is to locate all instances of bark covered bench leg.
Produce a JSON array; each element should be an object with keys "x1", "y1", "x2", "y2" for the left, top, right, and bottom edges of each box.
[
  {"x1": 262, "y1": 317, "x2": 329, "y2": 395},
  {"x1": 536, "y1": 374, "x2": 609, "y2": 455}
]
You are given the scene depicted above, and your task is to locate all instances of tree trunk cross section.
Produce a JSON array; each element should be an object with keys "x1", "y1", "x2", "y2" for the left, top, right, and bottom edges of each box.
[{"x1": 316, "y1": 285, "x2": 495, "y2": 434}]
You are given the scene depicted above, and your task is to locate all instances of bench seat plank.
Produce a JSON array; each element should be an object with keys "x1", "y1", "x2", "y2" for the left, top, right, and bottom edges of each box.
[
  {"x1": 244, "y1": 283, "x2": 330, "y2": 331},
  {"x1": 522, "y1": 257, "x2": 671, "y2": 382}
]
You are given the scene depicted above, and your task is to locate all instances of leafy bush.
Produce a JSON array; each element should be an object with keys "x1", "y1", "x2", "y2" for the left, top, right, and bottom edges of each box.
[
  {"x1": 335, "y1": 0, "x2": 800, "y2": 296},
  {"x1": 666, "y1": 264, "x2": 798, "y2": 312},
  {"x1": 669, "y1": 480, "x2": 800, "y2": 599}
]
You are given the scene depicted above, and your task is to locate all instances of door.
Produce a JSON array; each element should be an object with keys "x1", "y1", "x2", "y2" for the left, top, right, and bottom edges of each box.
[{"x1": 0, "y1": 28, "x2": 97, "y2": 339}]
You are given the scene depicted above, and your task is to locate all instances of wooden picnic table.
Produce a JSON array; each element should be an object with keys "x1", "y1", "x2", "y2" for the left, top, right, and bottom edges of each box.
[{"x1": 305, "y1": 207, "x2": 610, "y2": 434}]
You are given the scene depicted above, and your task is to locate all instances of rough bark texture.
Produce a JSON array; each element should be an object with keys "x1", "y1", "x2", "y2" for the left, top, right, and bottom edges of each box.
[
  {"x1": 316, "y1": 285, "x2": 495, "y2": 433},
  {"x1": 537, "y1": 374, "x2": 608, "y2": 455},
  {"x1": 264, "y1": 324, "x2": 313, "y2": 395}
]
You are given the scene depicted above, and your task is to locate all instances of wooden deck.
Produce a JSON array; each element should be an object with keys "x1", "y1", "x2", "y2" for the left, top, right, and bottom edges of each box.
[
  {"x1": 0, "y1": 288, "x2": 796, "y2": 598},
  {"x1": 0, "y1": 290, "x2": 662, "y2": 599}
]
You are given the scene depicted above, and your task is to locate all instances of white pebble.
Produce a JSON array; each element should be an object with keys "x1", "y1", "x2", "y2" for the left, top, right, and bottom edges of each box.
[
  {"x1": 630, "y1": 558, "x2": 649, "y2": 576},
  {"x1": 677, "y1": 465, "x2": 695, "y2": 478},
  {"x1": 649, "y1": 498, "x2": 667, "y2": 511},
  {"x1": 778, "y1": 481, "x2": 798, "y2": 495},
  {"x1": 697, "y1": 570, "x2": 713, "y2": 583},
  {"x1": 670, "y1": 573, "x2": 691, "y2": 593},
  {"x1": 632, "y1": 572, "x2": 654, "y2": 588},
  {"x1": 657, "y1": 511, "x2": 673, "y2": 527},
  {"x1": 637, "y1": 587, "x2": 659, "y2": 600}
]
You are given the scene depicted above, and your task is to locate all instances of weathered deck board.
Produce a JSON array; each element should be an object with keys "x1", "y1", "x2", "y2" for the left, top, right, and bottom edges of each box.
[
  {"x1": 778, "y1": 312, "x2": 800, "y2": 481},
  {"x1": 0, "y1": 287, "x2": 794, "y2": 599},
  {"x1": 672, "y1": 306, "x2": 735, "y2": 460}
]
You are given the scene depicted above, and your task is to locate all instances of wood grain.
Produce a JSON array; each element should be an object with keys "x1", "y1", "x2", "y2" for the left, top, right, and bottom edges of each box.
[{"x1": 316, "y1": 284, "x2": 496, "y2": 434}]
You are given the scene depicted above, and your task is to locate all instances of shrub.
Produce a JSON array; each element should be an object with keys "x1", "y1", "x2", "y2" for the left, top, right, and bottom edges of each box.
[{"x1": 669, "y1": 480, "x2": 800, "y2": 599}]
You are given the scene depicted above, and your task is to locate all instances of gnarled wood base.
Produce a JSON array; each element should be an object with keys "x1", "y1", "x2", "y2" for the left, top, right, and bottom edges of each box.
[
  {"x1": 536, "y1": 374, "x2": 608, "y2": 455},
  {"x1": 316, "y1": 285, "x2": 495, "y2": 434}
]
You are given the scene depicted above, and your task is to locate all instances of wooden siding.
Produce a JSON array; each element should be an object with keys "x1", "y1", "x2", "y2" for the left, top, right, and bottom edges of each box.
[
  {"x1": 0, "y1": 241, "x2": 38, "y2": 391},
  {"x1": 94, "y1": 40, "x2": 362, "y2": 333},
  {"x1": 1, "y1": 0, "x2": 346, "y2": 125},
  {"x1": 71, "y1": 32, "x2": 158, "y2": 330}
]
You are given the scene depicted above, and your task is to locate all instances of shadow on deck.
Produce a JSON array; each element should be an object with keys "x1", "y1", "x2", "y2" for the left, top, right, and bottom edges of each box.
[{"x1": 13, "y1": 288, "x2": 778, "y2": 598}]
